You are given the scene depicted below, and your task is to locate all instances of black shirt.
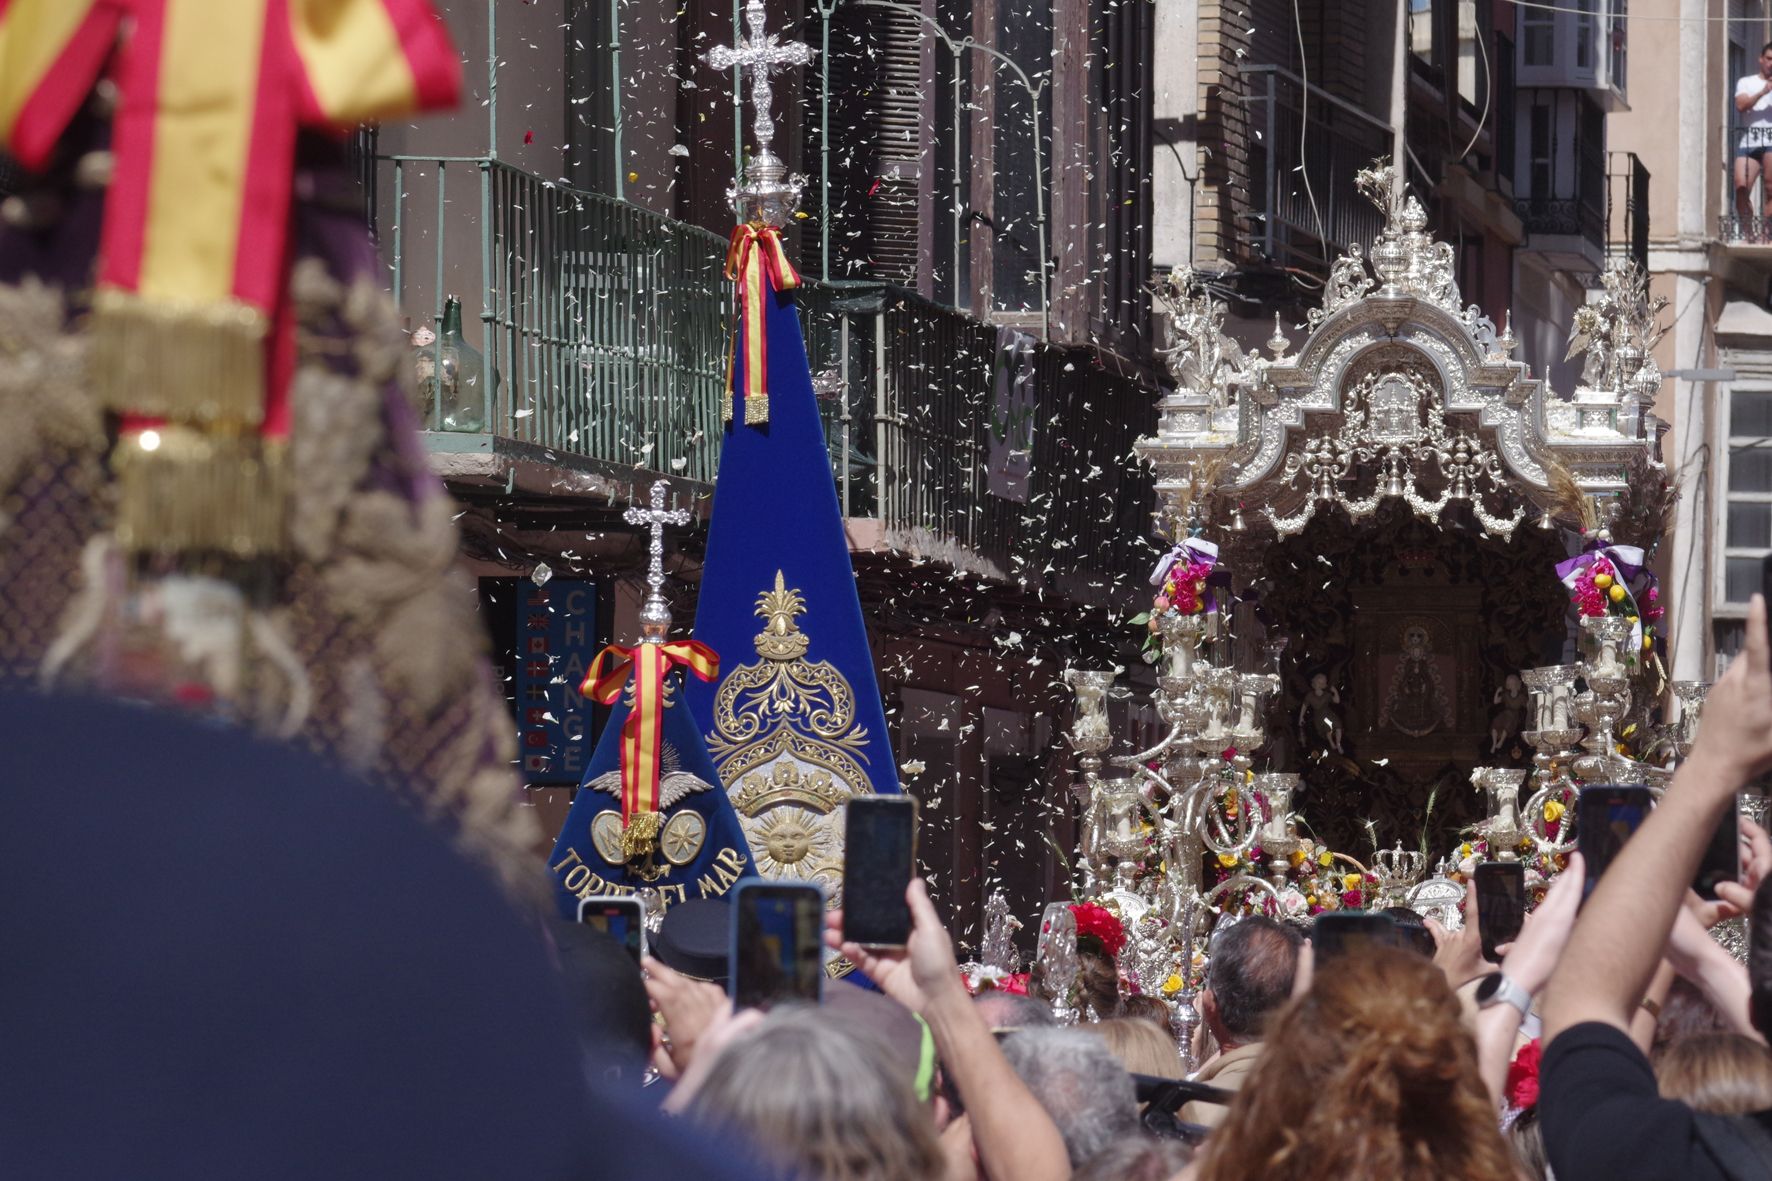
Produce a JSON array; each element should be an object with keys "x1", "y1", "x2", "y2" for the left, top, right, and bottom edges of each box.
[{"x1": 1541, "y1": 1021, "x2": 1772, "y2": 1181}]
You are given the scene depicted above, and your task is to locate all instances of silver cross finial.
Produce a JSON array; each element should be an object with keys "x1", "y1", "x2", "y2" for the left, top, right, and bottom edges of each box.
[
  {"x1": 626, "y1": 480, "x2": 690, "y2": 643},
  {"x1": 703, "y1": 0, "x2": 815, "y2": 228}
]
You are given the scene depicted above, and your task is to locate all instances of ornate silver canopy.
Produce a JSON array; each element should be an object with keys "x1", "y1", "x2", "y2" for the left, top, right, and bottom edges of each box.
[{"x1": 1138, "y1": 165, "x2": 1665, "y2": 540}]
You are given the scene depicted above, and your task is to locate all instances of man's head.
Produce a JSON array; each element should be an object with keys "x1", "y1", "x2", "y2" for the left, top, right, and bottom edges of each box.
[
  {"x1": 974, "y1": 989, "x2": 1058, "y2": 1032},
  {"x1": 1202, "y1": 915, "x2": 1303, "y2": 1048},
  {"x1": 1761, "y1": 40, "x2": 1772, "y2": 71},
  {"x1": 1749, "y1": 876, "x2": 1772, "y2": 1038},
  {"x1": 998, "y1": 1027, "x2": 1139, "y2": 1167}
]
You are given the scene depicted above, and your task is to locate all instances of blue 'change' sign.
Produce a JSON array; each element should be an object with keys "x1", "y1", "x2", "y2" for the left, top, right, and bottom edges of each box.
[{"x1": 515, "y1": 580, "x2": 598, "y2": 784}]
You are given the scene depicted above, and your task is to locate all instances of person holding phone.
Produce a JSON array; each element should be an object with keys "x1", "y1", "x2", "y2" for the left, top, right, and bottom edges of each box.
[
  {"x1": 829, "y1": 879, "x2": 1072, "y2": 1181},
  {"x1": 1541, "y1": 593, "x2": 1772, "y2": 1180},
  {"x1": 1738, "y1": 42, "x2": 1772, "y2": 232}
]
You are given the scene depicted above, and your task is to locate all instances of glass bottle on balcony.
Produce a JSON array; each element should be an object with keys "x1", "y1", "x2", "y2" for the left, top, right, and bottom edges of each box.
[{"x1": 417, "y1": 296, "x2": 486, "y2": 433}]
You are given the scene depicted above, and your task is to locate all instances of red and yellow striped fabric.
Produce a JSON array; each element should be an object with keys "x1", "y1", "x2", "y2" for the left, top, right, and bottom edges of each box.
[
  {"x1": 583, "y1": 640, "x2": 721, "y2": 849},
  {"x1": 0, "y1": 0, "x2": 461, "y2": 437}
]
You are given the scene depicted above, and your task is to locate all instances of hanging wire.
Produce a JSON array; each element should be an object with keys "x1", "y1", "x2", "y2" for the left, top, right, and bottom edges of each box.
[
  {"x1": 1291, "y1": 0, "x2": 1330, "y2": 251},
  {"x1": 1502, "y1": 0, "x2": 1757, "y2": 20},
  {"x1": 1457, "y1": 10, "x2": 1494, "y2": 162}
]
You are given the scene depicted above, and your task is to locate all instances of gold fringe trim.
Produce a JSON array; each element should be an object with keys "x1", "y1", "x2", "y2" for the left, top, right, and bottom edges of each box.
[
  {"x1": 743, "y1": 391, "x2": 769, "y2": 426},
  {"x1": 87, "y1": 288, "x2": 269, "y2": 426},
  {"x1": 112, "y1": 428, "x2": 287, "y2": 558},
  {"x1": 621, "y1": 809, "x2": 663, "y2": 858}
]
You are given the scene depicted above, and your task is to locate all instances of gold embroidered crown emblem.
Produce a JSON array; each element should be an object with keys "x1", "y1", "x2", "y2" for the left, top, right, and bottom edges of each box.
[{"x1": 754, "y1": 570, "x2": 810, "y2": 661}]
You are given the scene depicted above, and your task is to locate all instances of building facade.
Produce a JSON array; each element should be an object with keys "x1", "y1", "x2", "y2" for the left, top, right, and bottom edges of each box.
[
  {"x1": 361, "y1": 0, "x2": 1164, "y2": 944},
  {"x1": 1613, "y1": 0, "x2": 1772, "y2": 680}
]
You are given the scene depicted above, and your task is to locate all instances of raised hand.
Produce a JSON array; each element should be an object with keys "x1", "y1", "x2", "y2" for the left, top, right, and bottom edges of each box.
[{"x1": 824, "y1": 878, "x2": 960, "y2": 1014}]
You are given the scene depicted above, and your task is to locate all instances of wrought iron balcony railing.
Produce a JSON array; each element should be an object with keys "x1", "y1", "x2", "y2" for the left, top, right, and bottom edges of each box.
[
  {"x1": 1719, "y1": 126, "x2": 1772, "y2": 245},
  {"x1": 1607, "y1": 150, "x2": 1649, "y2": 273},
  {"x1": 799, "y1": 282, "x2": 1157, "y2": 593},
  {"x1": 371, "y1": 155, "x2": 1153, "y2": 600},
  {"x1": 1242, "y1": 65, "x2": 1395, "y2": 270},
  {"x1": 381, "y1": 155, "x2": 734, "y2": 485}
]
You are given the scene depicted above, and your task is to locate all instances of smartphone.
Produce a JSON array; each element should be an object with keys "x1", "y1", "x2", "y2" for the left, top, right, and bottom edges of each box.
[
  {"x1": 1311, "y1": 912, "x2": 1398, "y2": 962},
  {"x1": 842, "y1": 796, "x2": 919, "y2": 947},
  {"x1": 1694, "y1": 799, "x2": 1742, "y2": 902},
  {"x1": 577, "y1": 896, "x2": 646, "y2": 964},
  {"x1": 1577, "y1": 785, "x2": 1655, "y2": 900},
  {"x1": 1474, "y1": 861, "x2": 1526, "y2": 964},
  {"x1": 730, "y1": 880, "x2": 826, "y2": 1009}
]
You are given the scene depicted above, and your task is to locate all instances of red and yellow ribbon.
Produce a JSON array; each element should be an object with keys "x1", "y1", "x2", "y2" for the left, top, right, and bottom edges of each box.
[
  {"x1": 723, "y1": 223, "x2": 801, "y2": 427},
  {"x1": 0, "y1": 0, "x2": 459, "y2": 553},
  {"x1": 582, "y1": 639, "x2": 720, "y2": 856}
]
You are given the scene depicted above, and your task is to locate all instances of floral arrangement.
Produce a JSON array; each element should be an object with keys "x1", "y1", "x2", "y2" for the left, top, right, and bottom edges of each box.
[
  {"x1": 962, "y1": 965, "x2": 1031, "y2": 996},
  {"x1": 1446, "y1": 832, "x2": 1565, "y2": 907},
  {"x1": 1069, "y1": 901, "x2": 1128, "y2": 958},
  {"x1": 1556, "y1": 538, "x2": 1664, "y2": 662},
  {"x1": 1136, "y1": 537, "x2": 1220, "y2": 629},
  {"x1": 1208, "y1": 782, "x2": 1380, "y2": 918}
]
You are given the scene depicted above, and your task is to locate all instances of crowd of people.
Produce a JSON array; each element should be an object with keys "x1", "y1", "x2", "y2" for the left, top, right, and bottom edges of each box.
[
  {"x1": 600, "y1": 595, "x2": 1772, "y2": 1180},
  {"x1": 17, "y1": 619, "x2": 1772, "y2": 1180}
]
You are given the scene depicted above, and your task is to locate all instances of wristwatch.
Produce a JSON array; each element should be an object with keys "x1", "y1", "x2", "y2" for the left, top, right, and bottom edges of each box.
[{"x1": 1475, "y1": 972, "x2": 1532, "y2": 1019}]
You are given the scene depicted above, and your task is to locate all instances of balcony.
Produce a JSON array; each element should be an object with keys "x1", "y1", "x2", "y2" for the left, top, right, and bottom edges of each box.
[
  {"x1": 1606, "y1": 150, "x2": 1649, "y2": 273},
  {"x1": 1242, "y1": 65, "x2": 1395, "y2": 272},
  {"x1": 370, "y1": 154, "x2": 1153, "y2": 604},
  {"x1": 1513, "y1": 102, "x2": 1617, "y2": 273},
  {"x1": 378, "y1": 155, "x2": 732, "y2": 507},
  {"x1": 1717, "y1": 127, "x2": 1772, "y2": 250}
]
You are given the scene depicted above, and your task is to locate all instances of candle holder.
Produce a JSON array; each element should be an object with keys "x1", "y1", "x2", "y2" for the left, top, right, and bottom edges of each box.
[{"x1": 1472, "y1": 767, "x2": 1529, "y2": 859}]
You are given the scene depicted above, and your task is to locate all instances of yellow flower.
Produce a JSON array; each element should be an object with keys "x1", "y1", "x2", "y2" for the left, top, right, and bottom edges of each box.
[
  {"x1": 1289, "y1": 849, "x2": 1307, "y2": 867},
  {"x1": 1217, "y1": 852, "x2": 1240, "y2": 868},
  {"x1": 1342, "y1": 873, "x2": 1362, "y2": 891},
  {"x1": 1544, "y1": 798, "x2": 1566, "y2": 823},
  {"x1": 1459, "y1": 842, "x2": 1473, "y2": 858},
  {"x1": 1306, "y1": 894, "x2": 1317, "y2": 906},
  {"x1": 1593, "y1": 572, "x2": 1613, "y2": 590},
  {"x1": 1161, "y1": 973, "x2": 1183, "y2": 996},
  {"x1": 1318, "y1": 850, "x2": 1334, "y2": 868},
  {"x1": 1609, "y1": 584, "x2": 1627, "y2": 603}
]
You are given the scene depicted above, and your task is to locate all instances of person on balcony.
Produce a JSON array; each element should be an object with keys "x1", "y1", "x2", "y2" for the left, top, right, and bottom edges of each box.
[{"x1": 1734, "y1": 42, "x2": 1772, "y2": 236}]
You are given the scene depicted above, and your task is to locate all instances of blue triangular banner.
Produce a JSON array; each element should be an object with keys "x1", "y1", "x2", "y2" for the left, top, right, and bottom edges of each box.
[
  {"x1": 547, "y1": 684, "x2": 756, "y2": 919},
  {"x1": 685, "y1": 283, "x2": 900, "y2": 892}
]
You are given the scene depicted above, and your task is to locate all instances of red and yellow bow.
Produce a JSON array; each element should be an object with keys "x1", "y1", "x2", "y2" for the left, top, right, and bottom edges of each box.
[
  {"x1": 0, "y1": 0, "x2": 459, "y2": 554},
  {"x1": 582, "y1": 639, "x2": 720, "y2": 858},
  {"x1": 722, "y1": 223, "x2": 800, "y2": 427}
]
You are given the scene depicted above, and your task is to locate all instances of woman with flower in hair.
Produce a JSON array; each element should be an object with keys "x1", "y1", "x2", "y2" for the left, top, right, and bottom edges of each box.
[{"x1": 1193, "y1": 945, "x2": 1517, "y2": 1181}]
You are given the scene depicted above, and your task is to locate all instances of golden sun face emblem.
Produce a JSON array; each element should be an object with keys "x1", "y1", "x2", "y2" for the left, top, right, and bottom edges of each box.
[{"x1": 749, "y1": 805, "x2": 838, "y2": 878}]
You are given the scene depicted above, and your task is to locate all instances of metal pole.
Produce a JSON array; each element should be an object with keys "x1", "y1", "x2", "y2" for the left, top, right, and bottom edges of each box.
[
  {"x1": 821, "y1": 2, "x2": 834, "y2": 282},
  {"x1": 733, "y1": 0, "x2": 744, "y2": 201},
  {"x1": 611, "y1": 0, "x2": 625, "y2": 200},
  {"x1": 433, "y1": 162, "x2": 447, "y2": 430},
  {"x1": 952, "y1": 51, "x2": 963, "y2": 302},
  {"x1": 1390, "y1": 0, "x2": 1406, "y2": 209},
  {"x1": 1265, "y1": 74, "x2": 1277, "y2": 260},
  {"x1": 480, "y1": 159, "x2": 496, "y2": 432},
  {"x1": 487, "y1": 0, "x2": 498, "y2": 160},
  {"x1": 1031, "y1": 89, "x2": 1050, "y2": 340},
  {"x1": 839, "y1": 313, "x2": 852, "y2": 514},
  {"x1": 874, "y1": 311, "x2": 888, "y2": 524}
]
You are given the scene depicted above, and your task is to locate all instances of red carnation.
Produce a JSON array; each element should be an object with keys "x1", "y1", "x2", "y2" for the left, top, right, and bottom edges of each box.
[
  {"x1": 1505, "y1": 1038, "x2": 1542, "y2": 1110},
  {"x1": 1069, "y1": 902, "x2": 1128, "y2": 958},
  {"x1": 998, "y1": 972, "x2": 1031, "y2": 996}
]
